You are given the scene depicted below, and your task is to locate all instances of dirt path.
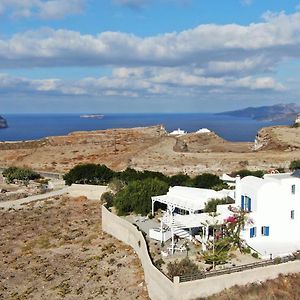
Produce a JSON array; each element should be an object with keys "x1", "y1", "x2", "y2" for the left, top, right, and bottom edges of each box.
[{"x1": 0, "y1": 187, "x2": 70, "y2": 210}]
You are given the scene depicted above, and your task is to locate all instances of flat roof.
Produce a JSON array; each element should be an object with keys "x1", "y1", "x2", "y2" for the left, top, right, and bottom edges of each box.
[
  {"x1": 264, "y1": 171, "x2": 300, "y2": 181},
  {"x1": 152, "y1": 186, "x2": 223, "y2": 212},
  {"x1": 172, "y1": 211, "x2": 228, "y2": 228},
  {"x1": 240, "y1": 176, "x2": 266, "y2": 189}
]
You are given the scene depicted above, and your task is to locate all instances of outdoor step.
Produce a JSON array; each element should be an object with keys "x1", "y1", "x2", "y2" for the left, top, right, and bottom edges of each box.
[{"x1": 173, "y1": 228, "x2": 192, "y2": 239}]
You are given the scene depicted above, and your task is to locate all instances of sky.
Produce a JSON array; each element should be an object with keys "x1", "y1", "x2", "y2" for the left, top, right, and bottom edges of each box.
[{"x1": 1, "y1": 0, "x2": 300, "y2": 113}]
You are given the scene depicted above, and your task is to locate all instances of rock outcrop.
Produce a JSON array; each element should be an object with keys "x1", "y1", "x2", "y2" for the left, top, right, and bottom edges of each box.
[
  {"x1": 0, "y1": 116, "x2": 7, "y2": 129},
  {"x1": 254, "y1": 126, "x2": 300, "y2": 151},
  {"x1": 173, "y1": 131, "x2": 251, "y2": 153}
]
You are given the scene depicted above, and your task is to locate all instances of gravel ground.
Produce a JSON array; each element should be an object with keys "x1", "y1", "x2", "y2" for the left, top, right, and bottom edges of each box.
[{"x1": 0, "y1": 196, "x2": 149, "y2": 300}]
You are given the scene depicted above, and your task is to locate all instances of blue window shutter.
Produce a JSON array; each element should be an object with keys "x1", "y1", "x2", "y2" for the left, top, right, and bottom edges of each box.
[
  {"x1": 248, "y1": 198, "x2": 252, "y2": 212},
  {"x1": 265, "y1": 227, "x2": 270, "y2": 236},
  {"x1": 250, "y1": 227, "x2": 254, "y2": 238},
  {"x1": 241, "y1": 196, "x2": 245, "y2": 210}
]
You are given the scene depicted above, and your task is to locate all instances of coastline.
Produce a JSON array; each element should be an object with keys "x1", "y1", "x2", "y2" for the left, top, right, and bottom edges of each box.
[
  {"x1": 0, "y1": 113, "x2": 292, "y2": 142},
  {"x1": 0, "y1": 124, "x2": 299, "y2": 176},
  {"x1": 0, "y1": 115, "x2": 7, "y2": 129}
]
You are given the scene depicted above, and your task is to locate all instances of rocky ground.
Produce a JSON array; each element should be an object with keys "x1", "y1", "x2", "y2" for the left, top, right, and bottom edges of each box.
[
  {"x1": 0, "y1": 125, "x2": 299, "y2": 176},
  {"x1": 206, "y1": 273, "x2": 300, "y2": 300},
  {"x1": 0, "y1": 175, "x2": 47, "y2": 203},
  {"x1": 0, "y1": 196, "x2": 148, "y2": 300}
]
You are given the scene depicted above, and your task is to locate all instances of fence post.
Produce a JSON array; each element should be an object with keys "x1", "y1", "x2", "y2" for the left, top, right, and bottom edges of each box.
[{"x1": 173, "y1": 276, "x2": 180, "y2": 284}]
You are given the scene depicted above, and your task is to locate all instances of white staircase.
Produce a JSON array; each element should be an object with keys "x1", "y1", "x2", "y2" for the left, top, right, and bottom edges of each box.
[{"x1": 162, "y1": 213, "x2": 193, "y2": 241}]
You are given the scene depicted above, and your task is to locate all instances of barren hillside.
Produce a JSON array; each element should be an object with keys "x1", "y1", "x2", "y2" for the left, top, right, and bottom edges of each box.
[
  {"x1": 207, "y1": 273, "x2": 300, "y2": 300},
  {"x1": 0, "y1": 125, "x2": 299, "y2": 175},
  {"x1": 255, "y1": 126, "x2": 300, "y2": 151},
  {"x1": 0, "y1": 196, "x2": 148, "y2": 299}
]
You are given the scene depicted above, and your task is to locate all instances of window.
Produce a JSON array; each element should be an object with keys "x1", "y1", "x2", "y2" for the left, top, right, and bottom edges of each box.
[
  {"x1": 250, "y1": 227, "x2": 256, "y2": 238},
  {"x1": 241, "y1": 195, "x2": 252, "y2": 212},
  {"x1": 291, "y1": 210, "x2": 295, "y2": 219},
  {"x1": 292, "y1": 185, "x2": 296, "y2": 195},
  {"x1": 261, "y1": 226, "x2": 270, "y2": 236}
]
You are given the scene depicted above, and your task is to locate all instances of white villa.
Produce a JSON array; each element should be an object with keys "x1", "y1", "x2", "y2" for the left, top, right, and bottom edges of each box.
[
  {"x1": 196, "y1": 128, "x2": 211, "y2": 134},
  {"x1": 150, "y1": 170, "x2": 300, "y2": 259},
  {"x1": 237, "y1": 170, "x2": 300, "y2": 258},
  {"x1": 169, "y1": 128, "x2": 187, "y2": 136},
  {"x1": 151, "y1": 186, "x2": 234, "y2": 253}
]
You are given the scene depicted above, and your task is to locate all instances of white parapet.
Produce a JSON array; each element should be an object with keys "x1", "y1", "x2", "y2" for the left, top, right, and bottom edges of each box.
[{"x1": 149, "y1": 228, "x2": 172, "y2": 242}]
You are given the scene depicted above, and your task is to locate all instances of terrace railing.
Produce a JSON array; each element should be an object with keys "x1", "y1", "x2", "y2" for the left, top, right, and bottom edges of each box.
[{"x1": 178, "y1": 255, "x2": 296, "y2": 283}]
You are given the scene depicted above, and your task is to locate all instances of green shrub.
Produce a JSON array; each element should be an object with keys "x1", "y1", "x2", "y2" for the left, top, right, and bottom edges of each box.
[
  {"x1": 251, "y1": 252, "x2": 259, "y2": 259},
  {"x1": 202, "y1": 238, "x2": 231, "y2": 266},
  {"x1": 169, "y1": 173, "x2": 192, "y2": 187},
  {"x1": 202, "y1": 251, "x2": 229, "y2": 266},
  {"x1": 232, "y1": 169, "x2": 264, "y2": 178},
  {"x1": 192, "y1": 173, "x2": 223, "y2": 189},
  {"x1": 101, "y1": 191, "x2": 115, "y2": 208},
  {"x1": 167, "y1": 257, "x2": 199, "y2": 278},
  {"x1": 290, "y1": 160, "x2": 300, "y2": 171},
  {"x1": 114, "y1": 178, "x2": 169, "y2": 216},
  {"x1": 108, "y1": 178, "x2": 126, "y2": 193},
  {"x1": 63, "y1": 164, "x2": 115, "y2": 185},
  {"x1": 3, "y1": 166, "x2": 40, "y2": 183},
  {"x1": 204, "y1": 197, "x2": 235, "y2": 213},
  {"x1": 274, "y1": 257, "x2": 282, "y2": 264},
  {"x1": 154, "y1": 258, "x2": 165, "y2": 270},
  {"x1": 211, "y1": 182, "x2": 230, "y2": 191},
  {"x1": 242, "y1": 247, "x2": 251, "y2": 254},
  {"x1": 117, "y1": 168, "x2": 169, "y2": 184}
]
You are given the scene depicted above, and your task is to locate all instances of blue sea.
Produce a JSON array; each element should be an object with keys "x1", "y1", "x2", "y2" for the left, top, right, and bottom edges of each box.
[{"x1": 0, "y1": 113, "x2": 292, "y2": 142}]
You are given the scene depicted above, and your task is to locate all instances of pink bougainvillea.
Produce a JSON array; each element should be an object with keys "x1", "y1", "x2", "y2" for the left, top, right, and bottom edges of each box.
[{"x1": 225, "y1": 216, "x2": 237, "y2": 223}]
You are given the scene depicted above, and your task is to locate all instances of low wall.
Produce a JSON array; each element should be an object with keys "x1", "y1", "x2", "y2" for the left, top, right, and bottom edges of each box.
[
  {"x1": 175, "y1": 260, "x2": 300, "y2": 299},
  {"x1": 102, "y1": 206, "x2": 175, "y2": 300},
  {"x1": 68, "y1": 184, "x2": 107, "y2": 200},
  {"x1": 102, "y1": 206, "x2": 300, "y2": 300}
]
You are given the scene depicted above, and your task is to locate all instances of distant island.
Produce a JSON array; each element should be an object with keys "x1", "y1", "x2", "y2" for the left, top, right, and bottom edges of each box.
[
  {"x1": 0, "y1": 116, "x2": 7, "y2": 129},
  {"x1": 80, "y1": 114, "x2": 104, "y2": 119},
  {"x1": 218, "y1": 103, "x2": 300, "y2": 122}
]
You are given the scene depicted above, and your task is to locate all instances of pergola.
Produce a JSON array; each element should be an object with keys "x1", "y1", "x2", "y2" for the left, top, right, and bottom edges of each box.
[
  {"x1": 151, "y1": 186, "x2": 230, "y2": 254},
  {"x1": 151, "y1": 186, "x2": 222, "y2": 215}
]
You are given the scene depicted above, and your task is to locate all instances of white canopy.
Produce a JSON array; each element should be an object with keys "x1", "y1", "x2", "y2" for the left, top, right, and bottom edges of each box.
[
  {"x1": 172, "y1": 211, "x2": 229, "y2": 228},
  {"x1": 220, "y1": 173, "x2": 236, "y2": 182},
  {"x1": 152, "y1": 186, "x2": 224, "y2": 213}
]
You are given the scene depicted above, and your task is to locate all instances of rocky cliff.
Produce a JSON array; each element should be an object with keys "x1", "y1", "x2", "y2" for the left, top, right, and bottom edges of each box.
[
  {"x1": 0, "y1": 116, "x2": 7, "y2": 129},
  {"x1": 254, "y1": 125, "x2": 300, "y2": 151}
]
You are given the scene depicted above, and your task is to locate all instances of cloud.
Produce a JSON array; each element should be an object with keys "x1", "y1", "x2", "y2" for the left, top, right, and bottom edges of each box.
[
  {"x1": 0, "y1": 9, "x2": 298, "y2": 104},
  {"x1": 0, "y1": 0, "x2": 85, "y2": 19},
  {"x1": 112, "y1": 0, "x2": 190, "y2": 9},
  {"x1": 241, "y1": 0, "x2": 254, "y2": 6},
  {"x1": 0, "y1": 11, "x2": 300, "y2": 73},
  {"x1": 0, "y1": 69, "x2": 285, "y2": 101},
  {"x1": 113, "y1": 0, "x2": 149, "y2": 9}
]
